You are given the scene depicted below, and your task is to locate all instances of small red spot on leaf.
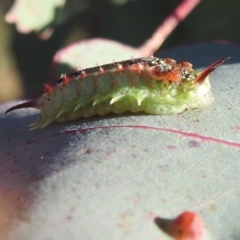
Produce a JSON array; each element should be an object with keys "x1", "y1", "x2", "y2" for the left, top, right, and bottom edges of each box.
[
  {"x1": 167, "y1": 145, "x2": 176, "y2": 149},
  {"x1": 66, "y1": 215, "x2": 73, "y2": 221},
  {"x1": 188, "y1": 140, "x2": 200, "y2": 148},
  {"x1": 155, "y1": 211, "x2": 205, "y2": 240},
  {"x1": 84, "y1": 149, "x2": 92, "y2": 154},
  {"x1": 232, "y1": 125, "x2": 240, "y2": 131}
]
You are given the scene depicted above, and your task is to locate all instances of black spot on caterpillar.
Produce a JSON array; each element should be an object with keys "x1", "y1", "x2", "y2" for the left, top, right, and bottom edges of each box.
[{"x1": 6, "y1": 56, "x2": 229, "y2": 129}]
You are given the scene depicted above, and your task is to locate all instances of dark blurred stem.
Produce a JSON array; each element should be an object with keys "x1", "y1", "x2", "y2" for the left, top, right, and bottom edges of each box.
[{"x1": 138, "y1": 0, "x2": 201, "y2": 56}]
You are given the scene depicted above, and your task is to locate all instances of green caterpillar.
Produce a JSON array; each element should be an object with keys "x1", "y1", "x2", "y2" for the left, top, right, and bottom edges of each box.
[{"x1": 6, "y1": 56, "x2": 229, "y2": 129}]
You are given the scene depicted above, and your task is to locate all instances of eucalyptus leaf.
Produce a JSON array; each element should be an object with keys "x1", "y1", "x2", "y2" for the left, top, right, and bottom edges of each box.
[{"x1": 1, "y1": 42, "x2": 240, "y2": 240}]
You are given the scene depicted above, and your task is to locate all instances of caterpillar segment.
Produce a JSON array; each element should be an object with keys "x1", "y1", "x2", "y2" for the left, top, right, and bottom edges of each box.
[{"x1": 6, "y1": 57, "x2": 229, "y2": 129}]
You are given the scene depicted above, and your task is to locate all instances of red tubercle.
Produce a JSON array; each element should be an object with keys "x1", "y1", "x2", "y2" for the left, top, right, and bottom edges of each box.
[
  {"x1": 165, "y1": 58, "x2": 177, "y2": 66},
  {"x1": 98, "y1": 66, "x2": 107, "y2": 75},
  {"x1": 115, "y1": 63, "x2": 128, "y2": 73},
  {"x1": 150, "y1": 66, "x2": 182, "y2": 83},
  {"x1": 148, "y1": 58, "x2": 184, "y2": 82},
  {"x1": 179, "y1": 61, "x2": 193, "y2": 70},
  {"x1": 130, "y1": 63, "x2": 144, "y2": 72},
  {"x1": 44, "y1": 84, "x2": 55, "y2": 94},
  {"x1": 79, "y1": 71, "x2": 89, "y2": 79},
  {"x1": 61, "y1": 74, "x2": 72, "y2": 85},
  {"x1": 195, "y1": 57, "x2": 230, "y2": 84}
]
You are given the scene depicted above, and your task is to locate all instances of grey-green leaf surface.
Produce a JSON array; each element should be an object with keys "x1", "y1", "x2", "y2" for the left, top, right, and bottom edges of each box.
[{"x1": 1, "y1": 42, "x2": 240, "y2": 240}]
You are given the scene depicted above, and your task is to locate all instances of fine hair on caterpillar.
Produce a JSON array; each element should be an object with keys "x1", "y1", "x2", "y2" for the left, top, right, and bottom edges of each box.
[{"x1": 6, "y1": 56, "x2": 229, "y2": 130}]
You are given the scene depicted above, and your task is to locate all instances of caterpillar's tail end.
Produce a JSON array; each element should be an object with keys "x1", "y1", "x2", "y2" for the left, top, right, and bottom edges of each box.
[
  {"x1": 195, "y1": 57, "x2": 230, "y2": 84},
  {"x1": 5, "y1": 101, "x2": 37, "y2": 114}
]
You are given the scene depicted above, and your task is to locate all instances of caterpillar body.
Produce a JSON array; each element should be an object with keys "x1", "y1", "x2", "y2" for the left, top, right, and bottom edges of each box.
[{"x1": 6, "y1": 56, "x2": 229, "y2": 129}]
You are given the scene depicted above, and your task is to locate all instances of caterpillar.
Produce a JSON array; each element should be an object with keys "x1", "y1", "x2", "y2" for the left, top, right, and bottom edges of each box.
[{"x1": 6, "y1": 56, "x2": 229, "y2": 129}]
